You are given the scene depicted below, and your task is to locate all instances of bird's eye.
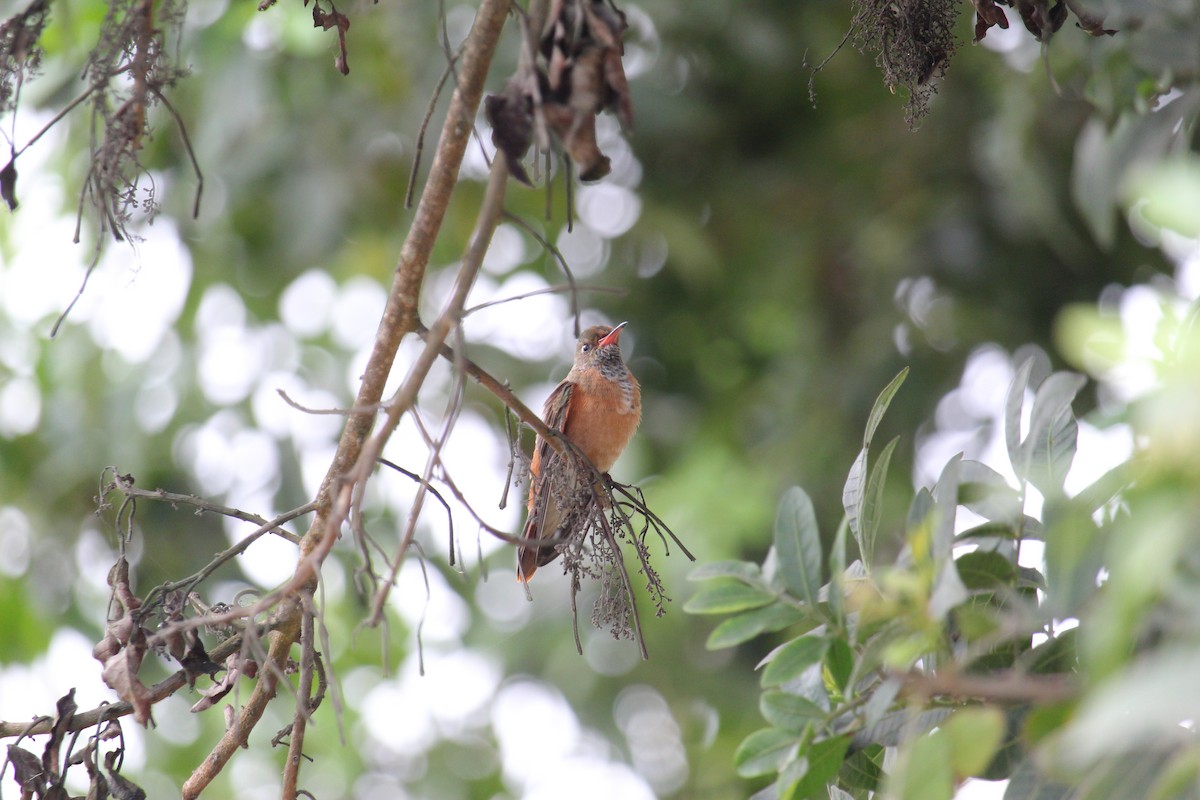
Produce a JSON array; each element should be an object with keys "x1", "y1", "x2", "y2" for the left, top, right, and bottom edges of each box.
[{"x1": 581, "y1": 344, "x2": 592, "y2": 353}]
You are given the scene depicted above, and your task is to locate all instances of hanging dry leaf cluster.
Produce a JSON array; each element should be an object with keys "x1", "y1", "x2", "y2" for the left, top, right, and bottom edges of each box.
[
  {"x1": 971, "y1": 0, "x2": 1116, "y2": 43},
  {"x1": 848, "y1": 0, "x2": 1115, "y2": 126},
  {"x1": 92, "y1": 557, "x2": 225, "y2": 727},
  {"x1": 5, "y1": 689, "x2": 148, "y2": 800},
  {"x1": 486, "y1": 0, "x2": 633, "y2": 185}
]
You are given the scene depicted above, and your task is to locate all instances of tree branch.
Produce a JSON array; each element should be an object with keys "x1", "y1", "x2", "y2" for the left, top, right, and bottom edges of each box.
[
  {"x1": 178, "y1": 1, "x2": 513, "y2": 796},
  {"x1": 896, "y1": 668, "x2": 1078, "y2": 705}
]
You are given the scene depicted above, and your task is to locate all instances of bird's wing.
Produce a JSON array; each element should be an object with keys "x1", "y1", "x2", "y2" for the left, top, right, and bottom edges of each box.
[{"x1": 519, "y1": 380, "x2": 575, "y2": 581}]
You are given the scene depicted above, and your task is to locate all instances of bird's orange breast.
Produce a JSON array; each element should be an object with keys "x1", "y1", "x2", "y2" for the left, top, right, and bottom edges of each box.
[{"x1": 563, "y1": 370, "x2": 641, "y2": 473}]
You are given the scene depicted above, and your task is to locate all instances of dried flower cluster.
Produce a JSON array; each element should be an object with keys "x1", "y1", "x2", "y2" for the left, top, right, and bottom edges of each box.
[{"x1": 526, "y1": 445, "x2": 688, "y2": 653}]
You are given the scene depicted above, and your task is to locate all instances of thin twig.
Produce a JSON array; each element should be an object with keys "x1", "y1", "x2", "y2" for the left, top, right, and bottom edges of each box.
[
  {"x1": 152, "y1": 88, "x2": 204, "y2": 219},
  {"x1": 364, "y1": 152, "x2": 511, "y2": 626}
]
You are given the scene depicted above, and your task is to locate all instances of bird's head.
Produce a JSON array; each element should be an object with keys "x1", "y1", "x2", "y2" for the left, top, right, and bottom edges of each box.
[{"x1": 574, "y1": 322, "x2": 628, "y2": 370}]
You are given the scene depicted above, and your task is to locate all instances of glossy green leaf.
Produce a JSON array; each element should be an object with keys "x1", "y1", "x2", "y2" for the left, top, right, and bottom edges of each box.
[
  {"x1": 735, "y1": 727, "x2": 799, "y2": 778},
  {"x1": 706, "y1": 603, "x2": 810, "y2": 650},
  {"x1": 760, "y1": 690, "x2": 825, "y2": 732},
  {"x1": 761, "y1": 636, "x2": 827, "y2": 688},
  {"x1": 775, "y1": 487, "x2": 822, "y2": 608},
  {"x1": 684, "y1": 580, "x2": 776, "y2": 615}
]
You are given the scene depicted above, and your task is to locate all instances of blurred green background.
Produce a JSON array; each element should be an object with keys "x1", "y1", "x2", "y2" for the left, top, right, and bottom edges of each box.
[{"x1": 0, "y1": 0, "x2": 1197, "y2": 796}]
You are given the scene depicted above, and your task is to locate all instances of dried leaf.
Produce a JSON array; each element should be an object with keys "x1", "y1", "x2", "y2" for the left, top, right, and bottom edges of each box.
[
  {"x1": 601, "y1": 47, "x2": 633, "y2": 130},
  {"x1": 972, "y1": 0, "x2": 1010, "y2": 42},
  {"x1": 6, "y1": 745, "x2": 46, "y2": 794},
  {"x1": 544, "y1": 103, "x2": 610, "y2": 181},
  {"x1": 100, "y1": 629, "x2": 154, "y2": 726},
  {"x1": 311, "y1": 1, "x2": 351, "y2": 75},
  {"x1": 485, "y1": 82, "x2": 534, "y2": 185},
  {"x1": 177, "y1": 632, "x2": 220, "y2": 686},
  {"x1": 104, "y1": 751, "x2": 146, "y2": 800},
  {"x1": 191, "y1": 654, "x2": 250, "y2": 713},
  {"x1": 43, "y1": 688, "x2": 78, "y2": 778},
  {"x1": 1, "y1": 159, "x2": 18, "y2": 211}
]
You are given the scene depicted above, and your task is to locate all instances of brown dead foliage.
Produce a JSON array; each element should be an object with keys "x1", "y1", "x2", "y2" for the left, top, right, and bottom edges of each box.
[{"x1": 486, "y1": 0, "x2": 633, "y2": 184}]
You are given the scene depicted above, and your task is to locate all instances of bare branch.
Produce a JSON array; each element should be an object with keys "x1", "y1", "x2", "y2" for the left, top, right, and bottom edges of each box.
[
  {"x1": 363, "y1": 151, "x2": 511, "y2": 626},
  {"x1": 0, "y1": 628, "x2": 256, "y2": 740},
  {"x1": 177, "y1": 3, "x2": 514, "y2": 795},
  {"x1": 896, "y1": 668, "x2": 1078, "y2": 705}
]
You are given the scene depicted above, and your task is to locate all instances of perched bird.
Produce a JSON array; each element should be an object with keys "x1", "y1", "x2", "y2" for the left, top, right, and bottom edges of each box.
[{"x1": 518, "y1": 322, "x2": 642, "y2": 582}]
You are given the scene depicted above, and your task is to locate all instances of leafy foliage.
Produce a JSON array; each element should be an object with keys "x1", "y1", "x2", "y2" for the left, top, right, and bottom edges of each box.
[{"x1": 693, "y1": 306, "x2": 1200, "y2": 798}]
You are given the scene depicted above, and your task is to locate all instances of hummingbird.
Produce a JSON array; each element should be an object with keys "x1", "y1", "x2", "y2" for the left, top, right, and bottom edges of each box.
[{"x1": 518, "y1": 322, "x2": 641, "y2": 581}]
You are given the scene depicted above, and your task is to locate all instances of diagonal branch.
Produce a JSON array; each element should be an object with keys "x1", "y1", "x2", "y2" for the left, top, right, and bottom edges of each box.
[{"x1": 178, "y1": 1, "x2": 514, "y2": 797}]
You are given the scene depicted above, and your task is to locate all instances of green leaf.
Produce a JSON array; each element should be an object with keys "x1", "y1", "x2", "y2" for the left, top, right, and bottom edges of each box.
[
  {"x1": 775, "y1": 487, "x2": 823, "y2": 608},
  {"x1": 840, "y1": 744, "x2": 884, "y2": 792},
  {"x1": 707, "y1": 603, "x2": 810, "y2": 650},
  {"x1": 854, "y1": 707, "x2": 952, "y2": 748},
  {"x1": 1053, "y1": 648, "x2": 1200, "y2": 769},
  {"x1": 845, "y1": 368, "x2": 907, "y2": 560},
  {"x1": 929, "y1": 560, "x2": 969, "y2": 619},
  {"x1": 827, "y1": 518, "x2": 849, "y2": 629},
  {"x1": 955, "y1": 550, "x2": 1016, "y2": 590},
  {"x1": 785, "y1": 735, "x2": 851, "y2": 800},
  {"x1": 906, "y1": 487, "x2": 934, "y2": 537},
  {"x1": 760, "y1": 691, "x2": 826, "y2": 732},
  {"x1": 943, "y1": 707, "x2": 1006, "y2": 778},
  {"x1": 1020, "y1": 372, "x2": 1085, "y2": 495},
  {"x1": 1003, "y1": 759, "x2": 1071, "y2": 800},
  {"x1": 863, "y1": 367, "x2": 909, "y2": 449},
  {"x1": 1147, "y1": 748, "x2": 1200, "y2": 800},
  {"x1": 862, "y1": 676, "x2": 902, "y2": 732},
  {"x1": 1072, "y1": 461, "x2": 1130, "y2": 515},
  {"x1": 958, "y1": 459, "x2": 1020, "y2": 523},
  {"x1": 1028, "y1": 628, "x2": 1078, "y2": 675},
  {"x1": 824, "y1": 638, "x2": 854, "y2": 695},
  {"x1": 931, "y1": 454, "x2": 962, "y2": 563},
  {"x1": 690, "y1": 560, "x2": 768, "y2": 587},
  {"x1": 955, "y1": 518, "x2": 1043, "y2": 543},
  {"x1": 842, "y1": 447, "x2": 867, "y2": 540},
  {"x1": 1005, "y1": 357, "x2": 1034, "y2": 476},
  {"x1": 685, "y1": 580, "x2": 776, "y2": 615},
  {"x1": 860, "y1": 435, "x2": 898, "y2": 570},
  {"x1": 761, "y1": 636, "x2": 827, "y2": 688},
  {"x1": 1022, "y1": 702, "x2": 1075, "y2": 745},
  {"x1": 890, "y1": 729, "x2": 954, "y2": 800},
  {"x1": 735, "y1": 727, "x2": 799, "y2": 778}
]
